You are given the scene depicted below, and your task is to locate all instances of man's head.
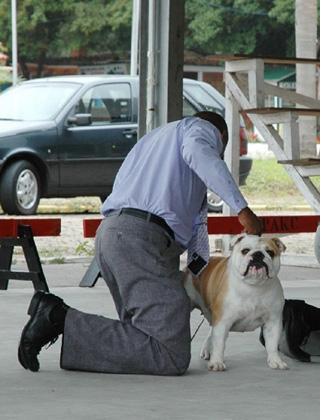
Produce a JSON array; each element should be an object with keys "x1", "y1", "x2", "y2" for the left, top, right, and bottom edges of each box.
[{"x1": 194, "y1": 111, "x2": 228, "y2": 150}]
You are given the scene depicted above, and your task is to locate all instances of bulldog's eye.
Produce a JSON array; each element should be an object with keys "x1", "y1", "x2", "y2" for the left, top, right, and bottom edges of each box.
[
  {"x1": 241, "y1": 248, "x2": 250, "y2": 255},
  {"x1": 267, "y1": 250, "x2": 275, "y2": 258}
]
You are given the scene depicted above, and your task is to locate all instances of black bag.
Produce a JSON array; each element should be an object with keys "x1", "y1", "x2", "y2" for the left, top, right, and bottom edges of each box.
[{"x1": 260, "y1": 299, "x2": 320, "y2": 362}]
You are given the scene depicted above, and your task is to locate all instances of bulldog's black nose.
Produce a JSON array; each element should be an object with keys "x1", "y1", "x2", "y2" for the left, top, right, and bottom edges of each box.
[{"x1": 252, "y1": 251, "x2": 264, "y2": 261}]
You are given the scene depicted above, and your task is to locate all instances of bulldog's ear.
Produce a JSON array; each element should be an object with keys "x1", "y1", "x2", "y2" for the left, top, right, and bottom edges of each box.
[
  {"x1": 270, "y1": 237, "x2": 286, "y2": 253},
  {"x1": 230, "y1": 234, "x2": 246, "y2": 250}
]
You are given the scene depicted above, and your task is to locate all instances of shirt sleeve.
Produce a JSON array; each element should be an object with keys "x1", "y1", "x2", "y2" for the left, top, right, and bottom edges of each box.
[{"x1": 181, "y1": 119, "x2": 248, "y2": 214}]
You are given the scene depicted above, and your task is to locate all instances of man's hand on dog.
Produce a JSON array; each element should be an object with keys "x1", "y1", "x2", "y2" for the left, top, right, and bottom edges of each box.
[{"x1": 238, "y1": 207, "x2": 263, "y2": 236}]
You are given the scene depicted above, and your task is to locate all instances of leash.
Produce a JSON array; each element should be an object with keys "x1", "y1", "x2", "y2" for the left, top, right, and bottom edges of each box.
[{"x1": 191, "y1": 316, "x2": 205, "y2": 341}]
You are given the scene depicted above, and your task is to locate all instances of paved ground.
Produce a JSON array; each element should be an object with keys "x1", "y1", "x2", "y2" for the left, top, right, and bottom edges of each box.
[{"x1": 1, "y1": 260, "x2": 320, "y2": 420}]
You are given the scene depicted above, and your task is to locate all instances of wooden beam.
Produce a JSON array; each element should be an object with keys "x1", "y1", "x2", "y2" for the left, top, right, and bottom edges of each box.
[
  {"x1": 83, "y1": 215, "x2": 320, "y2": 238},
  {"x1": 225, "y1": 58, "x2": 264, "y2": 107},
  {"x1": 264, "y1": 82, "x2": 320, "y2": 109},
  {"x1": 278, "y1": 159, "x2": 320, "y2": 177},
  {"x1": 225, "y1": 59, "x2": 261, "y2": 73},
  {"x1": 0, "y1": 218, "x2": 61, "y2": 237},
  {"x1": 278, "y1": 158, "x2": 320, "y2": 166},
  {"x1": 247, "y1": 111, "x2": 297, "y2": 125},
  {"x1": 296, "y1": 166, "x2": 320, "y2": 177},
  {"x1": 213, "y1": 54, "x2": 320, "y2": 65},
  {"x1": 207, "y1": 215, "x2": 320, "y2": 235},
  {"x1": 83, "y1": 219, "x2": 102, "y2": 238},
  {"x1": 224, "y1": 87, "x2": 240, "y2": 194},
  {"x1": 283, "y1": 116, "x2": 300, "y2": 160},
  {"x1": 245, "y1": 107, "x2": 320, "y2": 116}
]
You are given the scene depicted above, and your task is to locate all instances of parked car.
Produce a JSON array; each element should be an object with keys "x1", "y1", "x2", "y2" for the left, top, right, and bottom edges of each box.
[{"x1": 0, "y1": 75, "x2": 251, "y2": 215}]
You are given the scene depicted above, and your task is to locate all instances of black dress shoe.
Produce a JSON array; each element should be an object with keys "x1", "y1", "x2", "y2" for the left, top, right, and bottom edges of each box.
[{"x1": 18, "y1": 291, "x2": 67, "y2": 372}]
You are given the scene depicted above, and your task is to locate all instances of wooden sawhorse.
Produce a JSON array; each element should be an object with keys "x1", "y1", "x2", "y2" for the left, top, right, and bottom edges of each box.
[{"x1": 0, "y1": 218, "x2": 61, "y2": 291}]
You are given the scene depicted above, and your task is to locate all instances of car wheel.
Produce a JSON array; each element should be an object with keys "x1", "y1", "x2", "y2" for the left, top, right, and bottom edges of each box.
[
  {"x1": 207, "y1": 190, "x2": 223, "y2": 213},
  {"x1": 0, "y1": 161, "x2": 41, "y2": 215}
]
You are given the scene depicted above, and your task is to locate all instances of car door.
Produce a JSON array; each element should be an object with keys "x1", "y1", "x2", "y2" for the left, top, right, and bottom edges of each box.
[{"x1": 59, "y1": 82, "x2": 137, "y2": 194}]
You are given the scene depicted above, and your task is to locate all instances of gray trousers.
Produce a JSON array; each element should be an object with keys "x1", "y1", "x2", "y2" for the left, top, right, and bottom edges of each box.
[{"x1": 60, "y1": 214, "x2": 191, "y2": 375}]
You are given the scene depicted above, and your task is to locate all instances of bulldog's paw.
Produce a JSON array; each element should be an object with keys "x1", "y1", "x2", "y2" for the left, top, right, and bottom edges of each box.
[
  {"x1": 200, "y1": 346, "x2": 210, "y2": 360},
  {"x1": 267, "y1": 356, "x2": 288, "y2": 370},
  {"x1": 208, "y1": 359, "x2": 226, "y2": 372}
]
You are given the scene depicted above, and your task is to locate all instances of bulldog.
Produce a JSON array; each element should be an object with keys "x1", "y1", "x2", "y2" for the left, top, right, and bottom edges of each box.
[{"x1": 184, "y1": 234, "x2": 288, "y2": 371}]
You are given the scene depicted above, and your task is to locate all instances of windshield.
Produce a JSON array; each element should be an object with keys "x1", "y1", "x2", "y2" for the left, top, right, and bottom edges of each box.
[
  {"x1": 0, "y1": 82, "x2": 81, "y2": 121},
  {"x1": 184, "y1": 83, "x2": 224, "y2": 114}
]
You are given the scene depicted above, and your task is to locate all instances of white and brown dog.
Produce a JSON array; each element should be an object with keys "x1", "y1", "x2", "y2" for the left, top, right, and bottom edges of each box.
[{"x1": 184, "y1": 234, "x2": 288, "y2": 371}]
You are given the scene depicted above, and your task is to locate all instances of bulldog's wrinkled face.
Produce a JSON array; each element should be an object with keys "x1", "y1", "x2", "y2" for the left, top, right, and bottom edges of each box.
[{"x1": 230, "y1": 234, "x2": 286, "y2": 285}]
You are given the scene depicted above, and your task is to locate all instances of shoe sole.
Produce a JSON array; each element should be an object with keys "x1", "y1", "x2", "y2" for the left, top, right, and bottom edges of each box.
[{"x1": 18, "y1": 292, "x2": 44, "y2": 372}]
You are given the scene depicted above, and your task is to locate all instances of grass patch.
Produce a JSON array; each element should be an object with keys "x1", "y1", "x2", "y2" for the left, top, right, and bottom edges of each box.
[
  {"x1": 38, "y1": 197, "x2": 101, "y2": 214},
  {"x1": 240, "y1": 158, "x2": 320, "y2": 209},
  {"x1": 75, "y1": 240, "x2": 95, "y2": 256}
]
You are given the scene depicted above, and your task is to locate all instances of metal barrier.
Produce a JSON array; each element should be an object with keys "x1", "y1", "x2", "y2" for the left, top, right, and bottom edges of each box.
[{"x1": 79, "y1": 215, "x2": 320, "y2": 287}]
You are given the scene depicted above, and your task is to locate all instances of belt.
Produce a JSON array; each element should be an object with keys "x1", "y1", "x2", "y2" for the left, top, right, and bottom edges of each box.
[{"x1": 106, "y1": 208, "x2": 175, "y2": 240}]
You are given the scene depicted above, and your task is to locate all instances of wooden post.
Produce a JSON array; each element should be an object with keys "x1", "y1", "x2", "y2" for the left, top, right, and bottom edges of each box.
[
  {"x1": 223, "y1": 81, "x2": 240, "y2": 253},
  {"x1": 283, "y1": 115, "x2": 300, "y2": 160},
  {"x1": 295, "y1": 0, "x2": 317, "y2": 158},
  {"x1": 225, "y1": 59, "x2": 264, "y2": 107},
  {"x1": 224, "y1": 85, "x2": 240, "y2": 211}
]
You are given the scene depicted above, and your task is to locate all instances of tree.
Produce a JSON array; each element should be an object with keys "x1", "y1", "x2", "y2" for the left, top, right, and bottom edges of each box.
[
  {"x1": 0, "y1": 0, "x2": 132, "y2": 78},
  {"x1": 0, "y1": 1, "x2": 72, "y2": 77},
  {"x1": 58, "y1": 0, "x2": 132, "y2": 56},
  {"x1": 184, "y1": 0, "x2": 295, "y2": 57},
  {"x1": 0, "y1": 0, "x2": 314, "y2": 79}
]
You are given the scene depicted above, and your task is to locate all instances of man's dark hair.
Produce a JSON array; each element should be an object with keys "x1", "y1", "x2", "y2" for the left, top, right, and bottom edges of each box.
[{"x1": 194, "y1": 111, "x2": 228, "y2": 141}]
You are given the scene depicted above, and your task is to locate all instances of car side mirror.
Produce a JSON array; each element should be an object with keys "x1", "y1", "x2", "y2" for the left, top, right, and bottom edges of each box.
[{"x1": 67, "y1": 113, "x2": 92, "y2": 126}]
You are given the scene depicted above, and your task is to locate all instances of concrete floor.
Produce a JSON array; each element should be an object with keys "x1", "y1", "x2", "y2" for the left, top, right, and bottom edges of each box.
[{"x1": 1, "y1": 261, "x2": 320, "y2": 420}]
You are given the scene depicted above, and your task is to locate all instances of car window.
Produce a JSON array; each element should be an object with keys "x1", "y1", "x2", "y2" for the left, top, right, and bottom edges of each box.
[
  {"x1": 75, "y1": 83, "x2": 132, "y2": 125},
  {"x1": 183, "y1": 96, "x2": 198, "y2": 117},
  {"x1": 0, "y1": 83, "x2": 81, "y2": 121},
  {"x1": 184, "y1": 83, "x2": 224, "y2": 114}
]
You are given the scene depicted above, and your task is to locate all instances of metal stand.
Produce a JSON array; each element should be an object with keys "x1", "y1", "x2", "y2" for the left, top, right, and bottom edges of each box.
[
  {"x1": 79, "y1": 257, "x2": 101, "y2": 287},
  {"x1": 0, "y1": 224, "x2": 49, "y2": 291}
]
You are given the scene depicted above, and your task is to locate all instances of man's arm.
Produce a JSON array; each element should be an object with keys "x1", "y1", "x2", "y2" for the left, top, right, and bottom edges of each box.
[
  {"x1": 181, "y1": 120, "x2": 247, "y2": 213},
  {"x1": 182, "y1": 120, "x2": 262, "y2": 235}
]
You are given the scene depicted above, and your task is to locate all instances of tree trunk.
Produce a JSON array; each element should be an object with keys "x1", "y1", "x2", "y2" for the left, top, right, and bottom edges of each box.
[
  {"x1": 295, "y1": 0, "x2": 317, "y2": 157},
  {"x1": 19, "y1": 57, "x2": 30, "y2": 80},
  {"x1": 36, "y1": 51, "x2": 46, "y2": 78}
]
